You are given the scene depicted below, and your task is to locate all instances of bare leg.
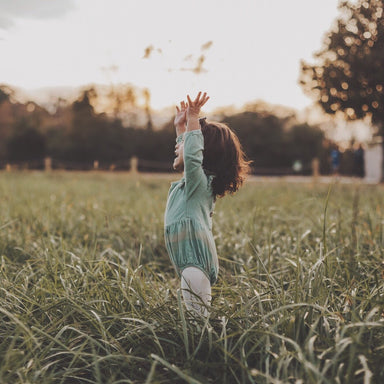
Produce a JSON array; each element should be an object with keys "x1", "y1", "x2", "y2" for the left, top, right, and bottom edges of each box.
[{"x1": 181, "y1": 267, "x2": 211, "y2": 317}]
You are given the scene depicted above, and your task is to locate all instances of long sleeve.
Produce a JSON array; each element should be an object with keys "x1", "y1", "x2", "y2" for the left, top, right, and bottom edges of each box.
[{"x1": 183, "y1": 130, "x2": 206, "y2": 198}]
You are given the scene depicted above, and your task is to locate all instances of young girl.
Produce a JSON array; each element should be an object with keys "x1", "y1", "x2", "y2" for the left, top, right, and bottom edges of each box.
[{"x1": 164, "y1": 92, "x2": 250, "y2": 316}]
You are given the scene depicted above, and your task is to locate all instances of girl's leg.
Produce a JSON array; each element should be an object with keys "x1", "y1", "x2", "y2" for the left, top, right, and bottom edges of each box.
[{"x1": 181, "y1": 267, "x2": 211, "y2": 317}]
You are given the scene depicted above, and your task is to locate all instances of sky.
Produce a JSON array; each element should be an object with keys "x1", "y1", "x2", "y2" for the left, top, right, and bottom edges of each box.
[{"x1": 0, "y1": 0, "x2": 342, "y2": 112}]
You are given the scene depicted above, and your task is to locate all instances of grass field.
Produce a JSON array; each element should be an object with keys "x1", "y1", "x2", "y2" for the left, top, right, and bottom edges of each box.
[{"x1": 0, "y1": 172, "x2": 383, "y2": 384}]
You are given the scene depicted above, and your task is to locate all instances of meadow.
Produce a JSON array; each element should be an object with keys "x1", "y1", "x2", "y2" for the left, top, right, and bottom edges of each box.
[{"x1": 0, "y1": 172, "x2": 383, "y2": 384}]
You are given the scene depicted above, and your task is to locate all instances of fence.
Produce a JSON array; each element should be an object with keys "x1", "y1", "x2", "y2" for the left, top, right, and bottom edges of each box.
[
  {"x1": 0, "y1": 157, "x2": 172, "y2": 173},
  {"x1": 0, "y1": 156, "x2": 323, "y2": 177}
]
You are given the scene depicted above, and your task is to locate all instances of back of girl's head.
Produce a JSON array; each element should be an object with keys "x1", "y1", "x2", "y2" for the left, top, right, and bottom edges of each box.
[{"x1": 200, "y1": 118, "x2": 251, "y2": 198}]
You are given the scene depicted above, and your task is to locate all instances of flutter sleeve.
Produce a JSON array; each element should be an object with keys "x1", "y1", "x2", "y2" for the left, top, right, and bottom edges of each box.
[{"x1": 183, "y1": 130, "x2": 205, "y2": 197}]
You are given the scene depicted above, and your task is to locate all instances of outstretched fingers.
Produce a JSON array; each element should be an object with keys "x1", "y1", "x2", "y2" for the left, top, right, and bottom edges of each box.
[
  {"x1": 177, "y1": 100, "x2": 188, "y2": 112},
  {"x1": 199, "y1": 92, "x2": 209, "y2": 107},
  {"x1": 187, "y1": 92, "x2": 201, "y2": 106},
  {"x1": 187, "y1": 92, "x2": 209, "y2": 108}
]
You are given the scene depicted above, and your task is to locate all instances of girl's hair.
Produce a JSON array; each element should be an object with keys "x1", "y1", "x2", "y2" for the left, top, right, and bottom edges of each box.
[{"x1": 200, "y1": 118, "x2": 251, "y2": 198}]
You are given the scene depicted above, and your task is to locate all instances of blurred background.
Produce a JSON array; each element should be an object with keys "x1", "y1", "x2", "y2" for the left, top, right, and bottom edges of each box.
[{"x1": 0, "y1": 0, "x2": 383, "y2": 180}]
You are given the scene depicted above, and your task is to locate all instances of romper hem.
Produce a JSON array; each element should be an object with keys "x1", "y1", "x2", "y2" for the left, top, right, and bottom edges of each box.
[{"x1": 164, "y1": 217, "x2": 218, "y2": 285}]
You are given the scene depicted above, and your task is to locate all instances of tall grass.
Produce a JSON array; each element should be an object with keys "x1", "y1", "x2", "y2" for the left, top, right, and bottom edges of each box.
[{"x1": 0, "y1": 172, "x2": 383, "y2": 383}]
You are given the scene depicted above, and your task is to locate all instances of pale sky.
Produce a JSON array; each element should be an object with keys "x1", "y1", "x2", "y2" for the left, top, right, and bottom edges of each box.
[{"x1": 0, "y1": 0, "x2": 342, "y2": 112}]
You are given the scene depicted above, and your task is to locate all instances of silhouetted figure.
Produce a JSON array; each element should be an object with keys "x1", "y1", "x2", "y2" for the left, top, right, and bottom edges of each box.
[
  {"x1": 354, "y1": 144, "x2": 365, "y2": 178},
  {"x1": 330, "y1": 146, "x2": 340, "y2": 175}
]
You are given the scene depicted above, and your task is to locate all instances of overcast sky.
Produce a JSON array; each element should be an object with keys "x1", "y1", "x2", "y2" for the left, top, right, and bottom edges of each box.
[{"x1": 0, "y1": 0, "x2": 342, "y2": 112}]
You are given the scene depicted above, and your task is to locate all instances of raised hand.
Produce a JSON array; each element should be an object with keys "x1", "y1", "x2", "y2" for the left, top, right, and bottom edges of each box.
[
  {"x1": 174, "y1": 101, "x2": 188, "y2": 130},
  {"x1": 186, "y1": 92, "x2": 210, "y2": 132},
  {"x1": 186, "y1": 92, "x2": 210, "y2": 119}
]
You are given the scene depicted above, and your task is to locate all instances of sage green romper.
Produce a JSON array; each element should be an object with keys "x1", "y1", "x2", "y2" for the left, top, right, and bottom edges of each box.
[{"x1": 164, "y1": 130, "x2": 219, "y2": 284}]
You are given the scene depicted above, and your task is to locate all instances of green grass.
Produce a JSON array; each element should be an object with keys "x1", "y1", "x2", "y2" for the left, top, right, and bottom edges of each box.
[{"x1": 0, "y1": 171, "x2": 383, "y2": 384}]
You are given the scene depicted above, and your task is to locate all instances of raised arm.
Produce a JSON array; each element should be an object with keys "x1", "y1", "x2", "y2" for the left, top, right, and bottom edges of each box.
[
  {"x1": 186, "y1": 92, "x2": 210, "y2": 132},
  {"x1": 174, "y1": 101, "x2": 188, "y2": 137},
  {"x1": 181, "y1": 92, "x2": 210, "y2": 197}
]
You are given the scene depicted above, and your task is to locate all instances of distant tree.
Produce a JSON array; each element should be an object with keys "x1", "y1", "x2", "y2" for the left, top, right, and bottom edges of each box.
[
  {"x1": 0, "y1": 85, "x2": 13, "y2": 104},
  {"x1": 72, "y1": 88, "x2": 96, "y2": 117},
  {"x1": 67, "y1": 88, "x2": 136, "y2": 165},
  {"x1": 224, "y1": 111, "x2": 289, "y2": 169},
  {"x1": 69, "y1": 89, "x2": 98, "y2": 162},
  {"x1": 134, "y1": 129, "x2": 174, "y2": 162},
  {"x1": 223, "y1": 111, "x2": 326, "y2": 174},
  {"x1": 300, "y1": 0, "x2": 384, "y2": 179},
  {"x1": 7, "y1": 118, "x2": 46, "y2": 162},
  {"x1": 106, "y1": 84, "x2": 137, "y2": 121},
  {"x1": 286, "y1": 123, "x2": 325, "y2": 166},
  {"x1": 46, "y1": 127, "x2": 71, "y2": 161},
  {"x1": 143, "y1": 88, "x2": 153, "y2": 130}
]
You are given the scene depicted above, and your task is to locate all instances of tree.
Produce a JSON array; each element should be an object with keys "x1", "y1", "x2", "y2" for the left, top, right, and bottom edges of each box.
[
  {"x1": 286, "y1": 123, "x2": 325, "y2": 167},
  {"x1": 223, "y1": 111, "x2": 325, "y2": 174},
  {"x1": 67, "y1": 88, "x2": 136, "y2": 165},
  {"x1": 143, "y1": 88, "x2": 153, "y2": 131},
  {"x1": 0, "y1": 85, "x2": 12, "y2": 105},
  {"x1": 7, "y1": 118, "x2": 46, "y2": 163},
  {"x1": 69, "y1": 88, "x2": 98, "y2": 162},
  {"x1": 300, "y1": 0, "x2": 384, "y2": 179},
  {"x1": 106, "y1": 84, "x2": 137, "y2": 122}
]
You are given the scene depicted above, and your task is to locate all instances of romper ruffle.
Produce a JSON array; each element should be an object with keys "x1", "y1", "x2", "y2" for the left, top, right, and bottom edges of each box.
[{"x1": 165, "y1": 217, "x2": 218, "y2": 284}]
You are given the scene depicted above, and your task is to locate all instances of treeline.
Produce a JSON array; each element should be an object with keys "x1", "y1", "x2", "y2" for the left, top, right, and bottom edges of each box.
[
  {"x1": 0, "y1": 87, "x2": 176, "y2": 171},
  {"x1": 0, "y1": 85, "x2": 361, "y2": 175}
]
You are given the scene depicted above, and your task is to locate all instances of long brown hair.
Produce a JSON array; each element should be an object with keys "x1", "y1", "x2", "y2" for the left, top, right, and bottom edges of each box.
[{"x1": 200, "y1": 118, "x2": 251, "y2": 198}]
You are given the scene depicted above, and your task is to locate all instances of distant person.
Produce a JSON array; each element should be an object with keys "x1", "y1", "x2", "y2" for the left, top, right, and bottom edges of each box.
[
  {"x1": 330, "y1": 146, "x2": 341, "y2": 175},
  {"x1": 164, "y1": 92, "x2": 250, "y2": 316},
  {"x1": 353, "y1": 144, "x2": 365, "y2": 178}
]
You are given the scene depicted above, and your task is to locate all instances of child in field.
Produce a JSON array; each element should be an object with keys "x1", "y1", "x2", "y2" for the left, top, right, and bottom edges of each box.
[{"x1": 164, "y1": 92, "x2": 250, "y2": 316}]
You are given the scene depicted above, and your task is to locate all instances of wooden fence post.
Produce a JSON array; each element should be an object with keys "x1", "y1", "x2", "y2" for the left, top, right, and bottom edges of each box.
[
  {"x1": 45, "y1": 157, "x2": 52, "y2": 172},
  {"x1": 130, "y1": 156, "x2": 138, "y2": 174},
  {"x1": 312, "y1": 158, "x2": 319, "y2": 182}
]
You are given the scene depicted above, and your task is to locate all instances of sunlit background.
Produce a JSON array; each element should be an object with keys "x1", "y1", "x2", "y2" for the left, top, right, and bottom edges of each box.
[
  {"x1": 0, "y1": 0, "x2": 340, "y2": 112},
  {"x1": 1, "y1": 0, "x2": 382, "y2": 179}
]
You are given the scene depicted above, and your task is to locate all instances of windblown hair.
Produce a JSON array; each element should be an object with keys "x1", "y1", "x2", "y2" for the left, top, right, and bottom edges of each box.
[{"x1": 200, "y1": 118, "x2": 251, "y2": 198}]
